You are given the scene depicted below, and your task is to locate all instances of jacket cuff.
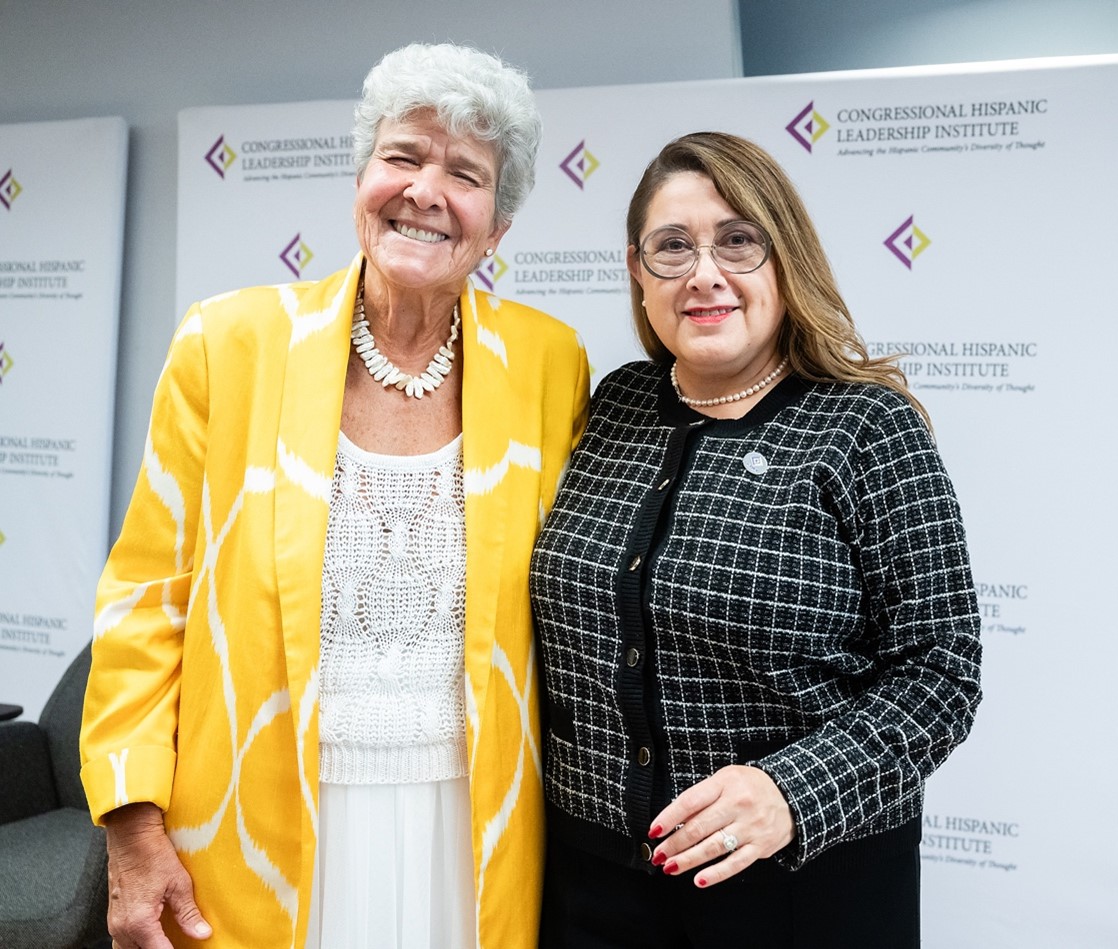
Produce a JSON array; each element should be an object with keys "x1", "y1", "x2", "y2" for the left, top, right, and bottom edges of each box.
[
  {"x1": 749, "y1": 757, "x2": 816, "y2": 870},
  {"x1": 81, "y1": 744, "x2": 177, "y2": 825}
]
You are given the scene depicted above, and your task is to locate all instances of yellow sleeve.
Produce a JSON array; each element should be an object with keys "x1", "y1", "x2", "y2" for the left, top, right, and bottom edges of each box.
[
  {"x1": 80, "y1": 308, "x2": 209, "y2": 824},
  {"x1": 570, "y1": 337, "x2": 590, "y2": 453}
]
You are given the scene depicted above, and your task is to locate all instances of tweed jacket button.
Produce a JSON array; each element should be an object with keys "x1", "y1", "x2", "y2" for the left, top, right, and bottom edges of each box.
[
  {"x1": 640, "y1": 842, "x2": 654, "y2": 862},
  {"x1": 625, "y1": 647, "x2": 641, "y2": 667},
  {"x1": 628, "y1": 554, "x2": 642, "y2": 571},
  {"x1": 637, "y1": 746, "x2": 652, "y2": 766}
]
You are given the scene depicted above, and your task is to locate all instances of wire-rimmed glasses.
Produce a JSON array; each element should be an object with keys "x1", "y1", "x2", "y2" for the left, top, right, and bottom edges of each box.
[{"x1": 639, "y1": 220, "x2": 771, "y2": 279}]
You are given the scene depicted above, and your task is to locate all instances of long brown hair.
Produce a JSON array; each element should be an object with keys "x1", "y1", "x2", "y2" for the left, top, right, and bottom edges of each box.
[{"x1": 626, "y1": 132, "x2": 929, "y2": 427}]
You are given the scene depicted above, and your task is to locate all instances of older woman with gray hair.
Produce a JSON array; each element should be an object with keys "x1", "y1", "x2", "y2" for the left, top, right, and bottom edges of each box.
[{"x1": 80, "y1": 43, "x2": 588, "y2": 949}]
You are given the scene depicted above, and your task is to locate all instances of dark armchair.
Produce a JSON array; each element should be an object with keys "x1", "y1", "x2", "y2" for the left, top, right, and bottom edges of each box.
[{"x1": 0, "y1": 643, "x2": 110, "y2": 948}]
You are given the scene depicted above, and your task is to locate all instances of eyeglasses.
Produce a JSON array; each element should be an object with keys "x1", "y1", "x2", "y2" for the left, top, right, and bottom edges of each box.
[{"x1": 638, "y1": 220, "x2": 771, "y2": 279}]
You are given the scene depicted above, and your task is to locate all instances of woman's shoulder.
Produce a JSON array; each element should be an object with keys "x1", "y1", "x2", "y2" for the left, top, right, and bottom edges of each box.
[
  {"x1": 803, "y1": 378, "x2": 922, "y2": 419},
  {"x1": 584, "y1": 361, "x2": 662, "y2": 416},
  {"x1": 596, "y1": 360, "x2": 660, "y2": 392},
  {"x1": 798, "y1": 379, "x2": 933, "y2": 450},
  {"x1": 474, "y1": 289, "x2": 578, "y2": 341},
  {"x1": 184, "y1": 264, "x2": 353, "y2": 345}
]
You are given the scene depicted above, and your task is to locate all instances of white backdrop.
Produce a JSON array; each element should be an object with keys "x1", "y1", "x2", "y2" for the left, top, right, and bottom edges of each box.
[
  {"x1": 175, "y1": 56, "x2": 1117, "y2": 946},
  {"x1": 0, "y1": 116, "x2": 128, "y2": 719}
]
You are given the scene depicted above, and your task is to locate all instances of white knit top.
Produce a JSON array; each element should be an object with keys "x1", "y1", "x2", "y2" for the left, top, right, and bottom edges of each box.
[{"x1": 318, "y1": 431, "x2": 467, "y2": 785}]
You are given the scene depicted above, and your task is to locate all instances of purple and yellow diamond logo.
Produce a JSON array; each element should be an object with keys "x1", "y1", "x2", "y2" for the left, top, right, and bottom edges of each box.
[
  {"x1": 0, "y1": 169, "x2": 23, "y2": 210},
  {"x1": 205, "y1": 135, "x2": 237, "y2": 178},
  {"x1": 473, "y1": 254, "x2": 508, "y2": 292},
  {"x1": 0, "y1": 341, "x2": 13, "y2": 384},
  {"x1": 884, "y1": 215, "x2": 932, "y2": 269},
  {"x1": 279, "y1": 233, "x2": 314, "y2": 278},
  {"x1": 559, "y1": 140, "x2": 600, "y2": 189},
  {"x1": 785, "y1": 102, "x2": 831, "y2": 154}
]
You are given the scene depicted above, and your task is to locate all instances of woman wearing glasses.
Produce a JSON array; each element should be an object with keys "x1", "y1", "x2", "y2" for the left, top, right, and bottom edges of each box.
[{"x1": 530, "y1": 132, "x2": 982, "y2": 948}]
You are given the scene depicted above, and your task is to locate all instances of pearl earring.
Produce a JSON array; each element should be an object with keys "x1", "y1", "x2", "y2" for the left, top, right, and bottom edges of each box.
[{"x1": 484, "y1": 248, "x2": 494, "y2": 257}]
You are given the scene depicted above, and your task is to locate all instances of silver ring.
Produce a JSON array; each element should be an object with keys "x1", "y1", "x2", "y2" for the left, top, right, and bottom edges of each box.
[{"x1": 719, "y1": 828, "x2": 738, "y2": 853}]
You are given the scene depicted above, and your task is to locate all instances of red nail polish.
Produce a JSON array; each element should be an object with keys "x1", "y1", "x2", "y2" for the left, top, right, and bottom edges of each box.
[
  {"x1": 697, "y1": 877, "x2": 708, "y2": 887},
  {"x1": 652, "y1": 851, "x2": 666, "y2": 866},
  {"x1": 649, "y1": 824, "x2": 663, "y2": 838},
  {"x1": 663, "y1": 861, "x2": 678, "y2": 875}
]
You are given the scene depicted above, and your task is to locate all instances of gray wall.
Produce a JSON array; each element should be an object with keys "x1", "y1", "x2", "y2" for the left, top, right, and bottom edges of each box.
[
  {"x1": 739, "y1": 0, "x2": 1118, "y2": 75},
  {"x1": 0, "y1": 0, "x2": 742, "y2": 536}
]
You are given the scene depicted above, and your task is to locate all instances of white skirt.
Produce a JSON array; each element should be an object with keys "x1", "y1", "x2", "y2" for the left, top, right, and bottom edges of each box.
[{"x1": 306, "y1": 778, "x2": 476, "y2": 949}]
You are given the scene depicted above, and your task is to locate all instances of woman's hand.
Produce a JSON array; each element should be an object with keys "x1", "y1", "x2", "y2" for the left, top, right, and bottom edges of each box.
[
  {"x1": 648, "y1": 765, "x2": 795, "y2": 887},
  {"x1": 103, "y1": 803, "x2": 212, "y2": 948}
]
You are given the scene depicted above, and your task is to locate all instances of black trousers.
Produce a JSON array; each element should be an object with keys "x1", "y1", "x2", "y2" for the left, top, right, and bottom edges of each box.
[{"x1": 539, "y1": 831, "x2": 921, "y2": 949}]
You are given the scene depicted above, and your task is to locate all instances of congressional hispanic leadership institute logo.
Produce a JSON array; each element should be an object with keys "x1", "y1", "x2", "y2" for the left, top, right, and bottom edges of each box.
[
  {"x1": 0, "y1": 341, "x2": 13, "y2": 384},
  {"x1": 474, "y1": 254, "x2": 508, "y2": 292},
  {"x1": 559, "y1": 140, "x2": 600, "y2": 189},
  {"x1": 786, "y1": 102, "x2": 831, "y2": 153},
  {"x1": 205, "y1": 135, "x2": 237, "y2": 178},
  {"x1": 279, "y1": 233, "x2": 314, "y2": 278},
  {"x1": 884, "y1": 215, "x2": 932, "y2": 269},
  {"x1": 0, "y1": 169, "x2": 23, "y2": 210}
]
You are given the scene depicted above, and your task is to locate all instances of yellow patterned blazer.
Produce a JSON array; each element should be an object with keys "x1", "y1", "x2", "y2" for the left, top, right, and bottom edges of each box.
[{"x1": 80, "y1": 255, "x2": 589, "y2": 948}]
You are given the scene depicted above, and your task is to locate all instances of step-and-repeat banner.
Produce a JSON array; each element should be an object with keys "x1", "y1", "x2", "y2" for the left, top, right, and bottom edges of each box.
[
  {"x1": 176, "y1": 56, "x2": 1115, "y2": 946},
  {"x1": 0, "y1": 117, "x2": 128, "y2": 719}
]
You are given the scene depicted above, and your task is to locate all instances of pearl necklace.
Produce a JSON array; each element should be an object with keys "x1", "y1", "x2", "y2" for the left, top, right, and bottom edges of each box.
[
  {"x1": 670, "y1": 357, "x2": 788, "y2": 407},
  {"x1": 350, "y1": 281, "x2": 461, "y2": 399}
]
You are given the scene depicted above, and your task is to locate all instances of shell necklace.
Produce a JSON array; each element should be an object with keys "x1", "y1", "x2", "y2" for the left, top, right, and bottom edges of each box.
[
  {"x1": 350, "y1": 278, "x2": 461, "y2": 399},
  {"x1": 670, "y1": 357, "x2": 788, "y2": 407}
]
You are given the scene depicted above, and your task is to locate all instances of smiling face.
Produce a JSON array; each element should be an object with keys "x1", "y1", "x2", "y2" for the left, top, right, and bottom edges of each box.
[
  {"x1": 627, "y1": 171, "x2": 786, "y2": 398},
  {"x1": 354, "y1": 110, "x2": 509, "y2": 302}
]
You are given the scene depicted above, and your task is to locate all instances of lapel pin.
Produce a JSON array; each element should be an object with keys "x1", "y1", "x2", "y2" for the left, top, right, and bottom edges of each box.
[{"x1": 742, "y1": 451, "x2": 768, "y2": 475}]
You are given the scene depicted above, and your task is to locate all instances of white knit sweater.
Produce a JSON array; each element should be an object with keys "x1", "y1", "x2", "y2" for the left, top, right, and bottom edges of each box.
[{"x1": 318, "y1": 432, "x2": 467, "y2": 785}]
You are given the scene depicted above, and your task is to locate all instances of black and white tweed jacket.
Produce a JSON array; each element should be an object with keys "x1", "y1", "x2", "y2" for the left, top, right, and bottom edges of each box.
[{"x1": 529, "y1": 362, "x2": 982, "y2": 872}]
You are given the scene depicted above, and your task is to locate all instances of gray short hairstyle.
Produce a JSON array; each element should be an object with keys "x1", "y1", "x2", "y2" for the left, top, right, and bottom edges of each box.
[{"x1": 353, "y1": 43, "x2": 542, "y2": 226}]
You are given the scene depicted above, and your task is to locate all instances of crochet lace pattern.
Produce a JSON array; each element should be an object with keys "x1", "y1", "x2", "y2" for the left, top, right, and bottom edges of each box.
[{"x1": 319, "y1": 432, "x2": 467, "y2": 784}]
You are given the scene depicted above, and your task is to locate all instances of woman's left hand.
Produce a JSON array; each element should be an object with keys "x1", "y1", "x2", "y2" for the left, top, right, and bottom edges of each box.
[{"x1": 648, "y1": 765, "x2": 795, "y2": 887}]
